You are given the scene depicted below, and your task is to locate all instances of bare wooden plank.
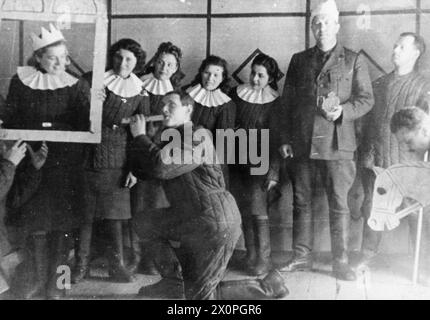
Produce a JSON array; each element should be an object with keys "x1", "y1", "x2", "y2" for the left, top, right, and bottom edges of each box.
[
  {"x1": 281, "y1": 270, "x2": 312, "y2": 300},
  {"x1": 67, "y1": 273, "x2": 161, "y2": 299},
  {"x1": 334, "y1": 274, "x2": 367, "y2": 300},
  {"x1": 305, "y1": 271, "x2": 337, "y2": 300}
]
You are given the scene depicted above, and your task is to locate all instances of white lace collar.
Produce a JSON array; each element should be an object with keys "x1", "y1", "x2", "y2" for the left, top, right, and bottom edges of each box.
[
  {"x1": 17, "y1": 66, "x2": 78, "y2": 90},
  {"x1": 140, "y1": 73, "x2": 174, "y2": 95},
  {"x1": 236, "y1": 83, "x2": 279, "y2": 104},
  {"x1": 186, "y1": 84, "x2": 231, "y2": 107},
  {"x1": 104, "y1": 70, "x2": 146, "y2": 98}
]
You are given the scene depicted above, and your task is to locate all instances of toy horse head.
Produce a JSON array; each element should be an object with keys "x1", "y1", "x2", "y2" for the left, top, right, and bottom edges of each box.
[
  {"x1": 368, "y1": 166, "x2": 404, "y2": 231},
  {"x1": 369, "y1": 162, "x2": 430, "y2": 231}
]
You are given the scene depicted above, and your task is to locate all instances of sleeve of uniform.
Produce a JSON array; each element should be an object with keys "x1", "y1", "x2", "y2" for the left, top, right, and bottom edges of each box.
[
  {"x1": 340, "y1": 53, "x2": 374, "y2": 121},
  {"x1": 279, "y1": 54, "x2": 298, "y2": 146},
  {"x1": 266, "y1": 98, "x2": 283, "y2": 182},
  {"x1": 130, "y1": 129, "x2": 214, "y2": 180},
  {"x1": 357, "y1": 78, "x2": 382, "y2": 166}
]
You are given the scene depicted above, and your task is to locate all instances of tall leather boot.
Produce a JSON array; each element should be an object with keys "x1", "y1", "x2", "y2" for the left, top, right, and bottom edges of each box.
[
  {"x1": 330, "y1": 214, "x2": 356, "y2": 281},
  {"x1": 46, "y1": 232, "x2": 70, "y2": 300},
  {"x1": 137, "y1": 277, "x2": 184, "y2": 299},
  {"x1": 356, "y1": 222, "x2": 382, "y2": 268},
  {"x1": 249, "y1": 217, "x2": 272, "y2": 276},
  {"x1": 139, "y1": 240, "x2": 160, "y2": 275},
  {"x1": 215, "y1": 269, "x2": 289, "y2": 300},
  {"x1": 240, "y1": 216, "x2": 257, "y2": 273},
  {"x1": 279, "y1": 245, "x2": 312, "y2": 272},
  {"x1": 280, "y1": 202, "x2": 313, "y2": 272},
  {"x1": 127, "y1": 222, "x2": 142, "y2": 275},
  {"x1": 150, "y1": 238, "x2": 182, "y2": 280},
  {"x1": 357, "y1": 173, "x2": 382, "y2": 268},
  {"x1": 14, "y1": 234, "x2": 48, "y2": 299},
  {"x1": 106, "y1": 220, "x2": 136, "y2": 283},
  {"x1": 71, "y1": 223, "x2": 92, "y2": 284}
]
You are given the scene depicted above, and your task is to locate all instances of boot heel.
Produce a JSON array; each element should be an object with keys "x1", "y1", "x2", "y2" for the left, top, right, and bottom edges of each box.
[
  {"x1": 250, "y1": 217, "x2": 272, "y2": 276},
  {"x1": 262, "y1": 270, "x2": 289, "y2": 299},
  {"x1": 108, "y1": 264, "x2": 136, "y2": 283},
  {"x1": 106, "y1": 220, "x2": 136, "y2": 283},
  {"x1": 71, "y1": 264, "x2": 90, "y2": 284},
  {"x1": 15, "y1": 235, "x2": 48, "y2": 299}
]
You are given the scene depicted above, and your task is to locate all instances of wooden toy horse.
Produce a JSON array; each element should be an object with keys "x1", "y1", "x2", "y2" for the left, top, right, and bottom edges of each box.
[
  {"x1": 369, "y1": 162, "x2": 430, "y2": 283},
  {"x1": 368, "y1": 162, "x2": 430, "y2": 231}
]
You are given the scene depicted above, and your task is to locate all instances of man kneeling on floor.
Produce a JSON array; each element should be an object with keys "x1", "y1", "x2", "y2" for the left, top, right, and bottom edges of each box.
[{"x1": 128, "y1": 90, "x2": 288, "y2": 300}]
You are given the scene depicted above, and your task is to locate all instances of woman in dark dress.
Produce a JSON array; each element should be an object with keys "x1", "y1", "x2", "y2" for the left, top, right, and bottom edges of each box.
[
  {"x1": 230, "y1": 53, "x2": 282, "y2": 276},
  {"x1": 184, "y1": 55, "x2": 236, "y2": 188},
  {"x1": 71, "y1": 39, "x2": 150, "y2": 284},
  {"x1": 0, "y1": 24, "x2": 90, "y2": 299},
  {"x1": 140, "y1": 42, "x2": 184, "y2": 114}
]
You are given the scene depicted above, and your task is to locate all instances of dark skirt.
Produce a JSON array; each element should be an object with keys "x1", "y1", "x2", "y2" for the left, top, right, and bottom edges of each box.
[
  {"x1": 81, "y1": 168, "x2": 131, "y2": 222},
  {"x1": 130, "y1": 179, "x2": 170, "y2": 217},
  {"x1": 229, "y1": 167, "x2": 269, "y2": 218},
  {"x1": 18, "y1": 165, "x2": 84, "y2": 234}
]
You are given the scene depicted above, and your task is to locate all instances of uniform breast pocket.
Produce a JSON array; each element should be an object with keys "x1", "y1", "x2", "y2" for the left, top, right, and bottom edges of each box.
[{"x1": 330, "y1": 71, "x2": 352, "y2": 101}]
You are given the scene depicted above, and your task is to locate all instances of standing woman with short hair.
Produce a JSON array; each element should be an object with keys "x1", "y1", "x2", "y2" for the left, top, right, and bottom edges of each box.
[
  {"x1": 230, "y1": 53, "x2": 282, "y2": 276},
  {"x1": 0, "y1": 24, "x2": 91, "y2": 299},
  {"x1": 71, "y1": 38, "x2": 150, "y2": 284}
]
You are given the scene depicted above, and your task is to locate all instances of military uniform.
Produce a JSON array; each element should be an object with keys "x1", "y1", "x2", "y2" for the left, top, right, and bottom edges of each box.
[{"x1": 279, "y1": 43, "x2": 374, "y2": 268}]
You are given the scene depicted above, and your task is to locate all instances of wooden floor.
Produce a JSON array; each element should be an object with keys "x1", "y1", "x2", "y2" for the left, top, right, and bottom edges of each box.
[{"x1": 2, "y1": 251, "x2": 430, "y2": 300}]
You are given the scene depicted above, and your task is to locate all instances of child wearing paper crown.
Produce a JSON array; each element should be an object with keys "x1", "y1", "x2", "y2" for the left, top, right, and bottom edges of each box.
[{"x1": 0, "y1": 23, "x2": 91, "y2": 299}]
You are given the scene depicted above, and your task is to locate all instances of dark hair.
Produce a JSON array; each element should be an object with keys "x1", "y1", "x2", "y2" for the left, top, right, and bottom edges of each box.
[
  {"x1": 390, "y1": 107, "x2": 428, "y2": 134},
  {"x1": 142, "y1": 42, "x2": 184, "y2": 88},
  {"x1": 251, "y1": 53, "x2": 281, "y2": 91},
  {"x1": 189, "y1": 55, "x2": 230, "y2": 93},
  {"x1": 165, "y1": 89, "x2": 194, "y2": 110},
  {"x1": 107, "y1": 38, "x2": 146, "y2": 74},
  {"x1": 400, "y1": 32, "x2": 426, "y2": 67},
  {"x1": 28, "y1": 40, "x2": 68, "y2": 68}
]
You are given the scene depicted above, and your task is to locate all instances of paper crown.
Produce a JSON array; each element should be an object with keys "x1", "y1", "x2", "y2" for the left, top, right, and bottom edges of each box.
[
  {"x1": 311, "y1": 0, "x2": 339, "y2": 22},
  {"x1": 30, "y1": 23, "x2": 65, "y2": 51}
]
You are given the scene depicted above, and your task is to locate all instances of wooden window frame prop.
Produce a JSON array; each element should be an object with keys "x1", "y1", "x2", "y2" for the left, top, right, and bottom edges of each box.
[{"x1": 0, "y1": 0, "x2": 107, "y2": 143}]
